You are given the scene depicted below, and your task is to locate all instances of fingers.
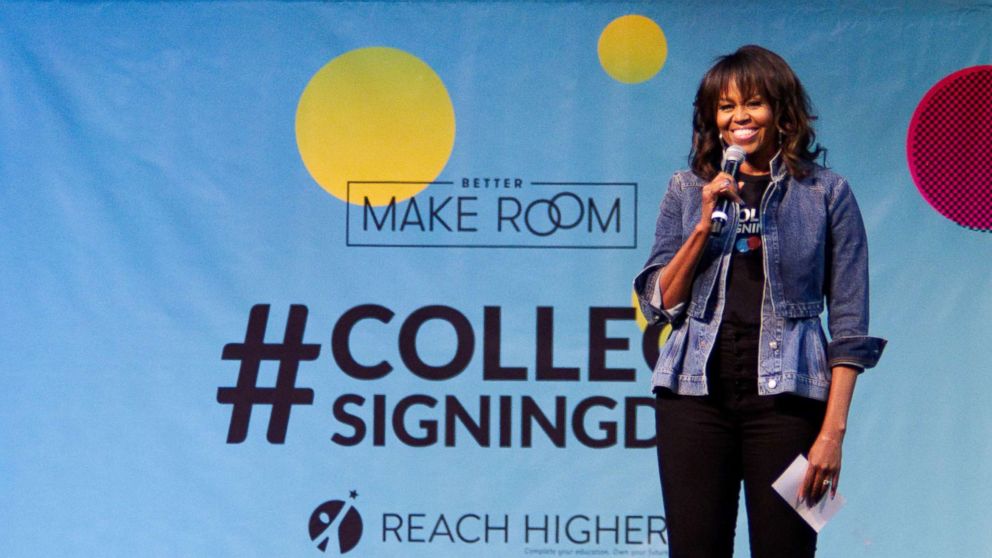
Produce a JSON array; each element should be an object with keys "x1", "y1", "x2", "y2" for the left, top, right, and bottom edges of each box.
[
  {"x1": 798, "y1": 464, "x2": 815, "y2": 505},
  {"x1": 810, "y1": 467, "x2": 841, "y2": 505},
  {"x1": 830, "y1": 470, "x2": 841, "y2": 499},
  {"x1": 704, "y1": 173, "x2": 743, "y2": 204},
  {"x1": 798, "y1": 463, "x2": 840, "y2": 506},
  {"x1": 811, "y1": 468, "x2": 829, "y2": 503},
  {"x1": 726, "y1": 181, "x2": 743, "y2": 204}
]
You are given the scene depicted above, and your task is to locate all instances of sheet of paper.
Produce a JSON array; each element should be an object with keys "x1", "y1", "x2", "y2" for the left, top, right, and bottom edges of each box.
[{"x1": 771, "y1": 454, "x2": 846, "y2": 533}]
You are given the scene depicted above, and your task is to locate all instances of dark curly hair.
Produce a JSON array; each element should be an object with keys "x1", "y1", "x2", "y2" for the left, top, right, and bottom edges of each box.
[{"x1": 689, "y1": 45, "x2": 824, "y2": 180}]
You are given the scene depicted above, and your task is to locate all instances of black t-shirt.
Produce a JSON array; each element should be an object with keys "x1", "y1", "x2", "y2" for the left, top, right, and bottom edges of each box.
[{"x1": 721, "y1": 173, "x2": 770, "y2": 327}]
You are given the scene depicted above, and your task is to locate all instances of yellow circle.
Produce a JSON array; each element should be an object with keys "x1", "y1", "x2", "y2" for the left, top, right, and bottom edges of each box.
[
  {"x1": 295, "y1": 47, "x2": 456, "y2": 205},
  {"x1": 598, "y1": 15, "x2": 667, "y2": 84}
]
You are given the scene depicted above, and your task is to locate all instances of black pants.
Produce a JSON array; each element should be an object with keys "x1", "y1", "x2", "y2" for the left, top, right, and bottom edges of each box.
[{"x1": 655, "y1": 328, "x2": 826, "y2": 558}]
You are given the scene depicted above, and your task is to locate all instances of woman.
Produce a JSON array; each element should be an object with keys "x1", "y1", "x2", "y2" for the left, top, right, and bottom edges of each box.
[{"x1": 634, "y1": 45, "x2": 885, "y2": 558}]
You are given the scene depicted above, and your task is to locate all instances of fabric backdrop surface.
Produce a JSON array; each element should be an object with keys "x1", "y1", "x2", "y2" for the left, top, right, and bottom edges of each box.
[{"x1": 2, "y1": 2, "x2": 990, "y2": 556}]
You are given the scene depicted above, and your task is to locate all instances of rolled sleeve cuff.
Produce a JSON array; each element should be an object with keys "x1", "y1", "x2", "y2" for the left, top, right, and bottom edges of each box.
[
  {"x1": 827, "y1": 335, "x2": 887, "y2": 370},
  {"x1": 633, "y1": 265, "x2": 685, "y2": 325}
]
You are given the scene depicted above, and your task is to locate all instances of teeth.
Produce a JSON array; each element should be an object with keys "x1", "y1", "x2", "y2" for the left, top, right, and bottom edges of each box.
[{"x1": 733, "y1": 129, "x2": 757, "y2": 140}]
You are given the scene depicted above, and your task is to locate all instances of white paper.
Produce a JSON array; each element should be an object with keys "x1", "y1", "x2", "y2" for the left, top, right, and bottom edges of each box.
[{"x1": 771, "y1": 454, "x2": 846, "y2": 533}]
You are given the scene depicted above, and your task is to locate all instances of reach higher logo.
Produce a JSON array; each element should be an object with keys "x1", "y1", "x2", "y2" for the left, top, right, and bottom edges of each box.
[
  {"x1": 310, "y1": 492, "x2": 363, "y2": 554},
  {"x1": 345, "y1": 178, "x2": 637, "y2": 248},
  {"x1": 307, "y1": 491, "x2": 668, "y2": 555}
]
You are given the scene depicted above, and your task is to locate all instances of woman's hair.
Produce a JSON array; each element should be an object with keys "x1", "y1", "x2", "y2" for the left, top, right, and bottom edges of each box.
[{"x1": 689, "y1": 45, "x2": 824, "y2": 180}]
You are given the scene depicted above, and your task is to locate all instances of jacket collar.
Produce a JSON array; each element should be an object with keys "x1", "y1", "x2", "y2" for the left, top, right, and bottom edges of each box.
[{"x1": 769, "y1": 150, "x2": 789, "y2": 183}]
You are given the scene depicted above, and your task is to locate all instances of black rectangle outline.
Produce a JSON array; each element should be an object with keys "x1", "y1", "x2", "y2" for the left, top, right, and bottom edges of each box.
[{"x1": 346, "y1": 180, "x2": 637, "y2": 249}]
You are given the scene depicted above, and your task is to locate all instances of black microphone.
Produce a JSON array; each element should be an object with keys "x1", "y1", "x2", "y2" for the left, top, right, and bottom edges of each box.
[{"x1": 710, "y1": 145, "x2": 746, "y2": 236}]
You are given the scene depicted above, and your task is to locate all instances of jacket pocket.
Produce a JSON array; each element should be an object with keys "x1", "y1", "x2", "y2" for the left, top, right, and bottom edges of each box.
[{"x1": 800, "y1": 319, "x2": 829, "y2": 383}]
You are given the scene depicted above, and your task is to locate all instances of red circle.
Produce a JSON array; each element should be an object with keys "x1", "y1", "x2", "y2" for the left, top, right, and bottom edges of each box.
[{"x1": 907, "y1": 65, "x2": 992, "y2": 231}]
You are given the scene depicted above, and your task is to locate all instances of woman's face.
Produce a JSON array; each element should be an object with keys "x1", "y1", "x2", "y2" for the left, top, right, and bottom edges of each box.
[{"x1": 716, "y1": 81, "x2": 777, "y2": 174}]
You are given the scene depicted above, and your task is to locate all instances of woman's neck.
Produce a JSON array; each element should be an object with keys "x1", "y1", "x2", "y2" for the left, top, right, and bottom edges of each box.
[
  {"x1": 740, "y1": 162, "x2": 770, "y2": 175},
  {"x1": 741, "y1": 149, "x2": 776, "y2": 175}
]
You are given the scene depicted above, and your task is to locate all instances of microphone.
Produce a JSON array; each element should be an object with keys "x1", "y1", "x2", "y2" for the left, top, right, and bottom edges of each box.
[{"x1": 710, "y1": 145, "x2": 746, "y2": 236}]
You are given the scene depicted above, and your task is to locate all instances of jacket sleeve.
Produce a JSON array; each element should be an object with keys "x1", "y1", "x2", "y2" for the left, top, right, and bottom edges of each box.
[
  {"x1": 633, "y1": 174, "x2": 688, "y2": 326},
  {"x1": 824, "y1": 179, "x2": 887, "y2": 370}
]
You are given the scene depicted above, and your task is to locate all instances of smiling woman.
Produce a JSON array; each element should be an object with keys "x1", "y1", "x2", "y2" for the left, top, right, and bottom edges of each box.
[
  {"x1": 689, "y1": 45, "x2": 824, "y2": 181},
  {"x1": 633, "y1": 45, "x2": 886, "y2": 558}
]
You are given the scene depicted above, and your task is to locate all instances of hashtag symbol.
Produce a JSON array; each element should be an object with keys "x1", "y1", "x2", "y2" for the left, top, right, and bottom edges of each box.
[{"x1": 218, "y1": 304, "x2": 321, "y2": 444}]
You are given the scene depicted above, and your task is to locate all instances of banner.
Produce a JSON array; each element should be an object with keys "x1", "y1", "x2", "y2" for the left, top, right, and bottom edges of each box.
[{"x1": 2, "y1": 2, "x2": 990, "y2": 556}]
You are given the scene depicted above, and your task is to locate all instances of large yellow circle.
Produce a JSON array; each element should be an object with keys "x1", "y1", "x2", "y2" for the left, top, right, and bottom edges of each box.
[
  {"x1": 598, "y1": 15, "x2": 668, "y2": 84},
  {"x1": 295, "y1": 47, "x2": 456, "y2": 205}
]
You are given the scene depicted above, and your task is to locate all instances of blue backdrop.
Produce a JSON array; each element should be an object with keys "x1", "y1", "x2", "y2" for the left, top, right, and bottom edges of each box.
[{"x1": 2, "y1": 2, "x2": 990, "y2": 556}]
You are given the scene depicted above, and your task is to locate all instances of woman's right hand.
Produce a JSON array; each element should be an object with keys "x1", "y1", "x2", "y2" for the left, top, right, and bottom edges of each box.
[
  {"x1": 659, "y1": 172, "x2": 745, "y2": 309},
  {"x1": 698, "y1": 172, "x2": 743, "y2": 231}
]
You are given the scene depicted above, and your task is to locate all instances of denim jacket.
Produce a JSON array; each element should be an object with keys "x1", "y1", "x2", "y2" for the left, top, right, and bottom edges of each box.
[{"x1": 634, "y1": 154, "x2": 886, "y2": 400}]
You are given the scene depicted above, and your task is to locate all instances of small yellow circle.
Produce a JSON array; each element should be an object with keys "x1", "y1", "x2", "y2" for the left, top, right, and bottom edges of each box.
[
  {"x1": 598, "y1": 15, "x2": 668, "y2": 84},
  {"x1": 295, "y1": 47, "x2": 456, "y2": 205}
]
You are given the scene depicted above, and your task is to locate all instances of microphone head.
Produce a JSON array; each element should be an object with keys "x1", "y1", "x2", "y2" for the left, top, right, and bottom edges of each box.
[{"x1": 722, "y1": 145, "x2": 746, "y2": 165}]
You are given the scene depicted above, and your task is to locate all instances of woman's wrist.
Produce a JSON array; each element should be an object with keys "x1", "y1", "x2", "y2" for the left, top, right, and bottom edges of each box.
[{"x1": 818, "y1": 424, "x2": 847, "y2": 443}]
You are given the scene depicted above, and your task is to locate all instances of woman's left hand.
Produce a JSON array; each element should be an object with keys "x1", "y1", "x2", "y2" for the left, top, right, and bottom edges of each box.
[
  {"x1": 799, "y1": 365, "x2": 858, "y2": 506},
  {"x1": 799, "y1": 433, "x2": 842, "y2": 505}
]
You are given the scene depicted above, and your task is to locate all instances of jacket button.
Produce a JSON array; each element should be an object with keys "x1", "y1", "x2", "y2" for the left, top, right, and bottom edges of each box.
[
  {"x1": 768, "y1": 379, "x2": 778, "y2": 389},
  {"x1": 769, "y1": 341, "x2": 778, "y2": 350}
]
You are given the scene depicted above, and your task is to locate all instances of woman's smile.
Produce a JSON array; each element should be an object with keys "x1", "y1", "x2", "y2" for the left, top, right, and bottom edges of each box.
[{"x1": 732, "y1": 127, "x2": 759, "y2": 142}]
